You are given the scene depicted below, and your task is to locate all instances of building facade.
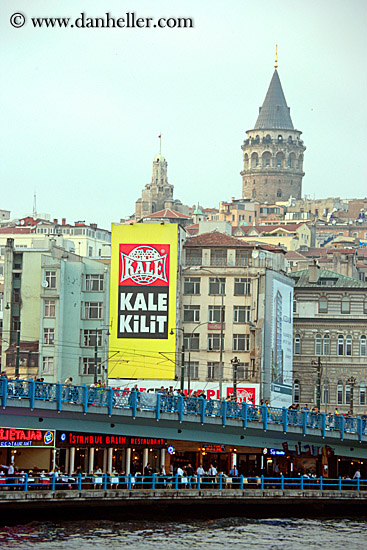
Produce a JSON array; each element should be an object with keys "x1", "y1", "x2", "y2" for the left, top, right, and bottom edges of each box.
[
  {"x1": 241, "y1": 65, "x2": 306, "y2": 204},
  {"x1": 291, "y1": 265, "x2": 367, "y2": 414}
]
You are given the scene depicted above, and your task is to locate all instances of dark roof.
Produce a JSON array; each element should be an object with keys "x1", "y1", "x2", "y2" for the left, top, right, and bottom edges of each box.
[
  {"x1": 254, "y1": 70, "x2": 294, "y2": 130},
  {"x1": 290, "y1": 268, "x2": 367, "y2": 288}
]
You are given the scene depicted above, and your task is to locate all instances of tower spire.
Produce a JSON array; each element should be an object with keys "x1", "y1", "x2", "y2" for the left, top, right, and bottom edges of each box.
[{"x1": 274, "y1": 44, "x2": 278, "y2": 69}]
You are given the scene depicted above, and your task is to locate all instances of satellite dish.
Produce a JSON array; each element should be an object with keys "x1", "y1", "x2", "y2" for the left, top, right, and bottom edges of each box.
[
  {"x1": 259, "y1": 252, "x2": 266, "y2": 260},
  {"x1": 252, "y1": 250, "x2": 259, "y2": 259},
  {"x1": 41, "y1": 280, "x2": 49, "y2": 288}
]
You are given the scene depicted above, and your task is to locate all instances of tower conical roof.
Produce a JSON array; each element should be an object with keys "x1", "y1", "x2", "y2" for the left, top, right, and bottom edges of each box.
[{"x1": 254, "y1": 70, "x2": 294, "y2": 130}]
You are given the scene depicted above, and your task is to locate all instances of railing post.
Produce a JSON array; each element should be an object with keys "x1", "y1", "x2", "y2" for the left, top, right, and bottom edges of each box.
[
  {"x1": 261, "y1": 475, "x2": 264, "y2": 490},
  {"x1": 300, "y1": 476, "x2": 304, "y2": 490},
  {"x1": 357, "y1": 477, "x2": 360, "y2": 492},
  {"x1": 302, "y1": 409, "x2": 307, "y2": 436},
  {"x1": 51, "y1": 473, "x2": 56, "y2": 491},
  {"x1": 131, "y1": 390, "x2": 137, "y2": 419},
  {"x1": 240, "y1": 475, "x2": 244, "y2": 489},
  {"x1": 321, "y1": 412, "x2": 326, "y2": 437},
  {"x1": 24, "y1": 473, "x2": 28, "y2": 492},
  {"x1": 200, "y1": 396, "x2": 205, "y2": 424},
  {"x1": 219, "y1": 473, "x2": 223, "y2": 490},
  {"x1": 102, "y1": 473, "x2": 107, "y2": 490},
  {"x1": 178, "y1": 395, "x2": 184, "y2": 423},
  {"x1": 242, "y1": 402, "x2": 248, "y2": 429},
  {"x1": 56, "y1": 382, "x2": 62, "y2": 412},
  {"x1": 1, "y1": 378, "x2": 8, "y2": 408},
  {"x1": 338, "y1": 476, "x2": 342, "y2": 491},
  {"x1": 261, "y1": 405, "x2": 267, "y2": 431},
  {"x1": 78, "y1": 473, "x2": 82, "y2": 490},
  {"x1": 281, "y1": 474, "x2": 284, "y2": 490},
  {"x1": 340, "y1": 415, "x2": 345, "y2": 440},
  {"x1": 320, "y1": 476, "x2": 323, "y2": 490},
  {"x1": 82, "y1": 384, "x2": 88, "y2": 414},
  {"x1": 175, "y1": 474, "x2": 179, "y2": 490},
  {"x1": 29, "y1": 378, "x2": 35, "y2": 410},
  {"x1": 358, "y1": 417, "x2": 363, "y2": 442},
  {"x1": 156, "y1": 392, "x2": 161, "y2": 421},
  {"x1": 197, "y1": 473, "x2": 201, "y2": 489},
  {"x1": 221, "y1": 399, "x2": 227, "y2": 427},
  {"x1": 282, "y1": 407, "x2": 287, "y2": 433},
  {"x1": 152, "y1": 474, "x2": 156, "y2": 490},
  {"x1": 107, "y1": 387, "x2": 113, "y2": 417},
  {"x1": 128, "y1": 473, "x2": 132, "y2": 490}
]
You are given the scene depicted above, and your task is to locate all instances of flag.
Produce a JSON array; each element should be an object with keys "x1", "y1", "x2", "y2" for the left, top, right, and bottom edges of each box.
[{"x1": 158, "y1": 134, "x2": 161, "y2": 138}]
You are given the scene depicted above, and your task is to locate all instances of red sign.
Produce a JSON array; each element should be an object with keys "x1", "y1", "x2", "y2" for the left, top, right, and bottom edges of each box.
[
  {"x1": 119, "y1": 244, "x2": 170, "y2": 287},
  {"x1": 0, "y1": 428, "x2": 55, "y2": 447},
  {"x1": 57, "y1": 431, "x2": 166, "y2": 448}
]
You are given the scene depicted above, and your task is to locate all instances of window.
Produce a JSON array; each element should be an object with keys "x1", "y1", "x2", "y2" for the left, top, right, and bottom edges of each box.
[
  {"x1": 236, "y1": 250, "x2": 251, "y2": 266},
  {"x1": 341, "y1": 296, "x2": 350, "y2": 314},
  {"x1": 346, "y1": 335, "x2": 352, "y2": 356},
  {"x1": 44, "y1": 299, "x2": 56, "y2": 317},
  {"x1": 337, "y1": 381, "x2": 343, "y2": 404},
  {"x1": 322, "y1": 381, "x2": 329, "y2": 404},
  {"x1": 318, "y1": 297, "x2": 328, "y2": 313},
  {"x1": 207, "y1": 362, "x2": 219, "y2": 380},
  {"x1": 233, "y1": 333, "x2": 250, "y2": 352},
  {"x1": 323, "y1": 334, "x2": 330, "y2": 356},
  {"x1": 45, "y1": 270, "x2": 56, "y2": 289},
  {"x1": 208, "y1": 333, "x2": 224, "y2": 351},
  {"x1": 293, "y1": 380, "x2": 300, "y2": 403},
  {"x1": 184, "y1": 333, "x2": 199, "y2": 351},
  {"x1": 209, "y1": 277, "x2": 225, "y2": 295},
  {"x1": 208, "y1": 305, "x2": 224, "y2": 323},
  {"x1": 83, "y1": 302, "x2": 103, "y2": 319},
  {"x1": 81, "y1": 357, "x2": 102, "y2": 376},
  {"x1": 42, "y1": 357, "x2": 54, "y2": 375},
  {"x1": 183, "y1": 305, "x2": 200, "y2": 323},
  {"x1": 234, "y1": 277, "x2": 250, "y2": 295},
  {"x1": 185, "y1": 249, "x2": 202, "y2": 266},
  {"x1": 338, "y1": 335, "x2": 344, "y2": 356},
  {"x1": 360, "y1": 382, "x2": 366, "y2": 406},
  {"x1": 237, "y1": 363, "x2": 249, "y2": 379},
  {"x1": 293, "y1": 300, "x2": 297, "y2": 313},
  {"x1": 315, "y1": 334, "x2": 322, "y2": 356},
  {"x1": 83, "y1": 329, "x2": 102, "y2": 347},
  {"x1": 364, "y1": 300, "x2": 367, "y2": 314},
  {"x1": 184, "y1": 277, "x2": 200, "y2": 295},
  {"x1": 184, "y1": 361, "x2": 199, "y2": 380},
  {"x1": 277, "y1": 189, "x2": 282, "y2": 198},
  {"x1": 88, "y1": 247, "x2": 93, "y2": 257},
  {"x1": 345, "y1": 384, "x2": 351, "y2": 405},
  {"x1": 361, "y1": 335, "x2": 367, "y2": 356},
  {"x1": 294, "y1": 334, "x2": 301, "y2": 355},
  {"x1": 85, "y1": 274, "x2": 104, "y2": 291},
  {"x1": 210, "y1": 249, "x2": 227, "y2": 266},
  {"x1": 43, "y1": 328, "x2": 55, "y2": 345},
  {"x1": 233, "y1": 306, "x2": 250, "y2": 323}
]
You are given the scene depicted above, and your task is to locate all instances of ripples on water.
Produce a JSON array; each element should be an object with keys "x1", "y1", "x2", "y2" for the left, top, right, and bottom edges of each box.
[{"x1": 0, "y1": 517, "x2": 366, "y2": 550}]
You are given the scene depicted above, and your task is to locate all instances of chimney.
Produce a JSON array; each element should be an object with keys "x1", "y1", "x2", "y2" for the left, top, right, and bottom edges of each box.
[
  {"x1": 62, "y1": 218, "x2": 66, "y2": 225},
  {"x1": 308, "y1": 260, "x2": 320, "y2": 283},
  {"x1": 53, "y1": 219, "x2": 58, "y2": 224}
]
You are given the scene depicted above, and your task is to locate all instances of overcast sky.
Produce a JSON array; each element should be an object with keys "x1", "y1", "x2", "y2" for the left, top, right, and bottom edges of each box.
[{"x1": 1, "y1": 0, "x2": 366, "y2": 229}]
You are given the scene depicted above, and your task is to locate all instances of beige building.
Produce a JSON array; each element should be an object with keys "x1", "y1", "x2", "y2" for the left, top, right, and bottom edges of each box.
[
  {"x1": 233, "y1": 222, "x2": 314, "y2": 251},
  {"x1": 291, "y1": 265, "x2": 367, "y2": 414}
]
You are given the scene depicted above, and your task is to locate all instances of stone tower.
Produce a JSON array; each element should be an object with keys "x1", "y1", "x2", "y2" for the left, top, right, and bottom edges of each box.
[
  {"x1": 135, "y1": 154, "x2": 174, "y2": 220},
  {"x1": 241, "y1": 56, "x2": 306, "y2": 203}
]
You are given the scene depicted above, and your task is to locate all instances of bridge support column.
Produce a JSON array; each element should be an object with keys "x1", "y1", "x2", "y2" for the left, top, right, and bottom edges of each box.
[
  {"x1": 107, "y1": 448, "x2": 113, "y2": 474},
  {"x1": 65, "y1": 448, "x2": 70, "y2": 473},
  {"x1": 89, "y1": 447, "x2": 95, "y2": 474},
  {"x1": 160, "y1": 448, "x2": 165, "y2": 470},
  {"x1": 103, "y1": 449, "x2": 108, "y2": 473},
  {"x1": 126, "y1": 448, "x2": 131, "y2": 475},
  {"x1": 69, "y1": 447, "x2": 75, "y2": 475},
  {"x1": 143, "y1": 448, "x2": 149, "y2": 469}
]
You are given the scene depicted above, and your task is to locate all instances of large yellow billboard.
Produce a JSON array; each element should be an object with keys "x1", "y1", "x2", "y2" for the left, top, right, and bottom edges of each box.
[{"x1": 108, "y1": 223, "x2": 178, "y2": 380}]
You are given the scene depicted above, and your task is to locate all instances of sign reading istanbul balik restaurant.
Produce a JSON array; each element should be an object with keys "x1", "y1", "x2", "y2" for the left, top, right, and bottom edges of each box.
[
  {"x1": 56, "y1": 431, "x2": 166, "y2": 448},
  {"x1": 109, "y1": 224, "x2": 179, "y2": 380},
  {"x1": 0, "y1": 428, "x2": 55, "y2": 448}
]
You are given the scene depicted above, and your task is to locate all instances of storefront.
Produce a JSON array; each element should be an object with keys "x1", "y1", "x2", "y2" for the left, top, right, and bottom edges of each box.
[{"x1": 0, "y1": 427, "x2": 55, "y2": 471}]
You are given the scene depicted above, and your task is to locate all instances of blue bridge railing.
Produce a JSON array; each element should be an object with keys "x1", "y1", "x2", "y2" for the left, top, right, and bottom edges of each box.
[
  {"x1": 0, "y1": 474, "x2": 365, "y2": 492},
  {"x1": 0, "y1": 378, "x2": 366, "y2": 441}
]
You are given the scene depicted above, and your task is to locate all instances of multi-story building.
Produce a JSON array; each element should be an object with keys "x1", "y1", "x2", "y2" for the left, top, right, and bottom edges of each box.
[
  {"x1": 2, "y1": 238, "x2": 109, "y2": 383},
  {"x1": 180, "y1": 231, "x2": 294, "y2": 406},
  {"x1": 241, "y1": 57, "x2": 306, "y2": 204},
  {"x1": 290, "y1": 264, "x2": 367, "y2": 414},
  {"x1": 233, "y1": 222, "x2": 314, "y2": 251}
]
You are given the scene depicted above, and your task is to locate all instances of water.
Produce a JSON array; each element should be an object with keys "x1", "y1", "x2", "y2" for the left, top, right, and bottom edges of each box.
[{"x1": 0, "y1": 518, "x2": 366, "y2": 550}]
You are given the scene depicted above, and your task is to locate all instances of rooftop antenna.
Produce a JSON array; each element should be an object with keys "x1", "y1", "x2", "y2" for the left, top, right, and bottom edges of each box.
[
  {"x1": 158, "y1": 133, "x2": 162, "y2": 154},
  {"x1": 274, "y1": 44, "x2": 278, "y2": 69},
  {"x1": 33, "y1": 191, "x2": 37, "y2": 218}
]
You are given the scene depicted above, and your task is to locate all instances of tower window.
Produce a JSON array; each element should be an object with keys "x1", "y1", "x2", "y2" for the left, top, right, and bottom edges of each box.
[
  {"x1": 277, "y1": 189, "x2": 282, "y2": 198},
  {"x1": 252, "y1": 190, "x2": 256, "y2": 198},
  {"x1": 278, "y1": 135, "x2": 283, "y2": 141},
  {"x1": 265, "y1": 179, "x2": 267, "y2": 184}
]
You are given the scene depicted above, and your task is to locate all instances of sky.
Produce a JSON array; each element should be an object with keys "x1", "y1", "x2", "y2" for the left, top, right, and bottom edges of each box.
[{"x1": 1, "y1": 0, "x2": 366, "y2": 230}]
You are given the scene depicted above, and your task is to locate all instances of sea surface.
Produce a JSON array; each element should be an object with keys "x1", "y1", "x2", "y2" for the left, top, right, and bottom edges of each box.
[{"x1": 0, "y1": 518, "x2": 366, "y2": 550}]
